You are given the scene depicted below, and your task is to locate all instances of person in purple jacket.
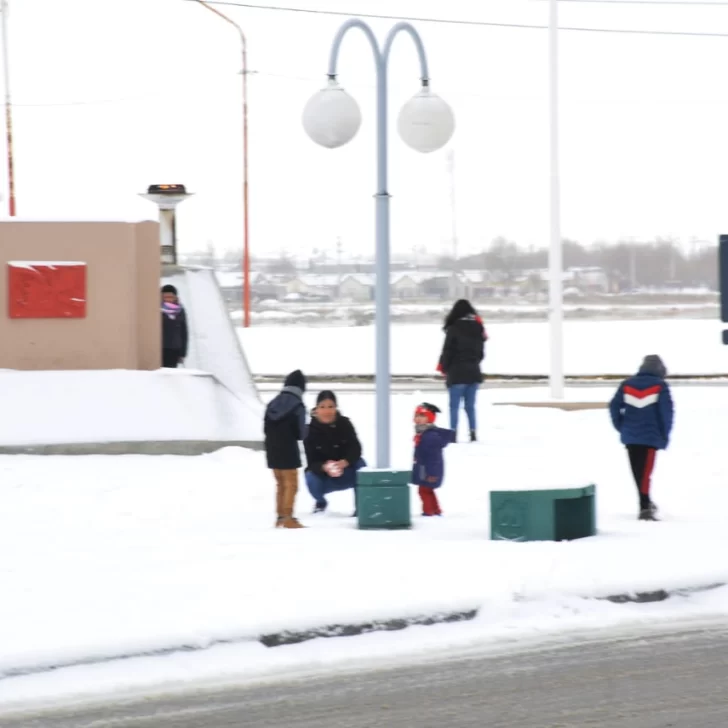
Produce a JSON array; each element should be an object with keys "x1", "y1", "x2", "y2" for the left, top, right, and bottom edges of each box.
[{"x1": 412, "y1": 403, "x2": 456, "y2": 516}]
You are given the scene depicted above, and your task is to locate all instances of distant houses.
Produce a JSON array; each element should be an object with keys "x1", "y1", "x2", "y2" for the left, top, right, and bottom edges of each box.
[{"x1": 214, "y1": 266, "x2": 610, "y2": 304}]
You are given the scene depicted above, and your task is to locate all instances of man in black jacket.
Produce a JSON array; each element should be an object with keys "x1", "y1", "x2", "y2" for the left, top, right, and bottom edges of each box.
[
  {"x1": 161, "y1": 284, "x2": 188, "y2": 368},
  {"x1": 264, "y1": 370, "x2": 307, "y2": 529}
]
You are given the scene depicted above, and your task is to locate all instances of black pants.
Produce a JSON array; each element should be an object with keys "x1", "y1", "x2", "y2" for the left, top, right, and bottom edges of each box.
[
  {"x1": 626, "y1": 444, "x2": 657, "y2": 510},
  {"x1": 162, "y1": 348, "x2": 182, "y2": 368}
]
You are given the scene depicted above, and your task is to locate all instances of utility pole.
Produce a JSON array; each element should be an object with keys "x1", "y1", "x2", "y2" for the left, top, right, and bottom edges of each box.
[
  {"x1": 336, "y1": 236, "x2": 343, "y2": 299},
  {"x1": 193, "y1": 0, "x2": 250, "y2": 326},
  {"x1": 1, "y1": 0, "x2": 16, "y2": 216},
  {"x1": 628, "y1": 237, "x2": 637, "y2": 291},
  {"x1": 548, "y1": 0, "x2": 564, "y2": 399},
  {"x1": 447, "y1": 149, "x2": 458, "y2": 299}
]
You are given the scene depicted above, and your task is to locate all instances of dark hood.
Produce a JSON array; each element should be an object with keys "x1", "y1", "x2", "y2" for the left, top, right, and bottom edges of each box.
[
  {"x1": 284, "y1": 369, "x2": 306, "y2": 392},
  {"x1": 420, "y1": 425, "x2": 456, "y2": 447},
  {"x1": 638, "y1": 355, "x2": 667, "y2": 379},
  {"x1": 266, "y1": 386, "x2": 303, "y2": 422},
  {"x1": 449, "y1": 315, "x2": 484, "y2": 336}
]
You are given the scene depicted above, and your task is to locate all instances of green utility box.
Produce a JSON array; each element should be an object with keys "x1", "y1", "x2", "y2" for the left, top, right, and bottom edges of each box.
[
  {"x1": 490, "y1": 485, "x2": 596, "y2": 542},
  {"x1": 356, "y1": 469, "x2": 412, "y2": 530}
]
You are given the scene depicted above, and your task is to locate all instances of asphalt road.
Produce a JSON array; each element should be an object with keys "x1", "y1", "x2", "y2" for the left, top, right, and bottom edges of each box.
[{"x1": 4, "y1": 626, "x2": 728, "y2": 728}]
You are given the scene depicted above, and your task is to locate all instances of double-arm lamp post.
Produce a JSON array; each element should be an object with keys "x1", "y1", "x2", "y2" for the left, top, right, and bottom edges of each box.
[{"x1": 301, "y1": 18, "x2": 455, "y2": 468}]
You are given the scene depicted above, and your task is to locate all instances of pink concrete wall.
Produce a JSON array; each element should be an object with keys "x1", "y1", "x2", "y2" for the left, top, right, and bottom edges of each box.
[{"x1": 0, "y1": 220, "x2": 161, "y2": 370}]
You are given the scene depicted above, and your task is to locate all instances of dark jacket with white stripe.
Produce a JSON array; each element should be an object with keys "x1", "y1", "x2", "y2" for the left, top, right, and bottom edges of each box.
[{"x1": 609, "y1": 362, "x2": 674, "y2": 450}]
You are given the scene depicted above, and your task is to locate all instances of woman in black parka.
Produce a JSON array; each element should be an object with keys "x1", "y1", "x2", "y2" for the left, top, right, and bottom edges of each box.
[
  {"x1": 304, "y1": 390, "x2": 365, "y2": 514},
  {"x1": 437, "y1": 299, "x2": 487, "y2": 441}
]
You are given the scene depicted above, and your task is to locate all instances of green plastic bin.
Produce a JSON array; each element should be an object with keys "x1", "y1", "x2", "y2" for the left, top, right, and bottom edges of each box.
[
  {"x1": 490, "y1": 485, "x2": 596, "y2": 542},
  {"x1": 356, "y1": 469, "x2": 412, "y2": 530}
]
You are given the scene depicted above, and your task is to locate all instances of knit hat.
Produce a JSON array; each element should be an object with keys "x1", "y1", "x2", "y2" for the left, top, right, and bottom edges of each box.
[
  {"x1": 415, "y1": 402, "x2": 441, "y2": 424},
  {"x1": 316, "y1": 390, "x2": 337, "y2": 405},
  {"x1": 640, "y1": 354, "x2": 667, "y2": 379},
  {"x1": 284, "y1": 369, "x2": 306, "y2": 392},
  {"x1": 161, "y1": 284, "x2": 178, "y2": 294}
]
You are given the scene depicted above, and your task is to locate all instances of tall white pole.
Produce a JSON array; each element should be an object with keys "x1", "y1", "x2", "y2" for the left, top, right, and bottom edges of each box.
[
  {"x1": 447, "y1": 149, "x2": 458, "y2": 299},
  {"x1": 548, "y1": 0, "x2": 564, "y2": 398}
]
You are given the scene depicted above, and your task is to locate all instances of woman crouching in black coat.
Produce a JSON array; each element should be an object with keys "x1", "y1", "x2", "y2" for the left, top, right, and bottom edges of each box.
[{"x1": 304, "y1": 390, "x2": 366, "y2": 515}]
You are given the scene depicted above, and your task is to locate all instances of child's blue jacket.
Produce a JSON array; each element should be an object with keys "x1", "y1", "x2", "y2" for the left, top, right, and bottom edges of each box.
[{"x1": 412, "y1": 426, "x2": 456, "y2": 489}]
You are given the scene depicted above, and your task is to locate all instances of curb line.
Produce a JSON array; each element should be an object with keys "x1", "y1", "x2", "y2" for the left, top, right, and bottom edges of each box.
[
  {"x1": 260, "y1": 582, "x2": 726, "y2": 648},
  {"x1": 1, "y1": 582, "x2": 723, "y2": 680}
]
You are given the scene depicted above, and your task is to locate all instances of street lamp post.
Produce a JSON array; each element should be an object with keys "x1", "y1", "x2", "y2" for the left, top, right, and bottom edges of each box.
[
  {"x1": 302, "y1": 18, "x2": 455, "y2": 468},
  {"x1": 193, "y1": 0, "x2": 251, "y2": 327}
]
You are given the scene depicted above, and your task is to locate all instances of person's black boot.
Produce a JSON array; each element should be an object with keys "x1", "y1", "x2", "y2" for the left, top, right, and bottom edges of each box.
[
  {"x1": 638, "y1": 502, "x2": 659, "y2": 521},
  {"x1": 469, "y1": 429, "x2": 477, "y2": 442}
]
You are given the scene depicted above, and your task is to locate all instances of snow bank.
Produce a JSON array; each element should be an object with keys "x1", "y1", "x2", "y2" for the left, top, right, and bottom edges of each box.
[
  {"x1": 238, "y1": 319, "x2": 728, "y2": 376},
  {"x1": 0, "y1": 369, "x2": 263, "y2": 448},
  {"x1": 0, "y1": 386, "x2": 726, "y2": 683}
]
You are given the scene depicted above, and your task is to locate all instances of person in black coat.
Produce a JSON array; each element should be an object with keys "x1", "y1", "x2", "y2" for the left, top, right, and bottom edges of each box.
[
  {"x1": 437, "y1": 299, "x2": 487, "y2": 441},
  {"x1": 161, "y1": 284, "x2": 188, "y2": 368},
  {"x1": 304, "y1": 390, "x2": 365, "y2": 514},
  {"x1": 264, "y1": 369, "x2": 307, "y2": 529}
]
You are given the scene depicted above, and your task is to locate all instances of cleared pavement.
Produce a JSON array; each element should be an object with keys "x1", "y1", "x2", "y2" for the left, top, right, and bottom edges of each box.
[{"x1": 4, "y1": 625, "x2": 728, "y2": 728}]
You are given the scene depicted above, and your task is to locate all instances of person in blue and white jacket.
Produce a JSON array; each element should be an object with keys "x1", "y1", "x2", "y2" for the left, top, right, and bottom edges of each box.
[{"x1": 609, "y1": 355, "x2": 674, "y2": 521}]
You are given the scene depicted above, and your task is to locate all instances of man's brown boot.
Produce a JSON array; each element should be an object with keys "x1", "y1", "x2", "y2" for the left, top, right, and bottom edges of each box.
[
  {"x1": 276, "y1": 515, "x2": 305, "y2": 529},
  {"x1": 274, "y1": 473, "x2": 285, "y2": 527},
  {"x1": 273, "y1": 471, "x2": 286, "y2": 527},
  {"x1": 276, "y1": 469, "x2": 305, "y2": 528}
]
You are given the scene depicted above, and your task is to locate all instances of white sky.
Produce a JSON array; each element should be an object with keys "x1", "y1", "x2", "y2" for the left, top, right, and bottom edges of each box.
[{"x1": 2, "y1": 0, "x2": 728, "y2": 258}]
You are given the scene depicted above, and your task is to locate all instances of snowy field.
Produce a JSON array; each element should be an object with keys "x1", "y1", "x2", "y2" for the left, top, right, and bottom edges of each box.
[
  {"x1": 2, "y1": 385, "x2": 728, "y2": 708},
  {"x1": 238, "y1": 318, "x2": 728, "y2": 376}
]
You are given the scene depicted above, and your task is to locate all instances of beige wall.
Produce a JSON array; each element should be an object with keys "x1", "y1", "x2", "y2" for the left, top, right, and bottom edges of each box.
[{"x1": 0, "y1": 220, "x2": 161, "y2": 370}]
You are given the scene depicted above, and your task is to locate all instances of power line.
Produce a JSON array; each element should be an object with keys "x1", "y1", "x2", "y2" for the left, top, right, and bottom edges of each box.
[
  {"x1": 543, "y1": 1, "x2": 728, "y2": 5},
  {"x1": 179, "y1": 0, "x2": 728, "y2": 37}
]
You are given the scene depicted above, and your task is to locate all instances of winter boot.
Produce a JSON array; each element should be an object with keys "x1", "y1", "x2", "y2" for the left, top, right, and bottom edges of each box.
[
  {"x1": 469, "y1": 429, "x2": 477, "y2": 442},
  {"x1": 276, "y1": 469, "x2": 305, "y2": 528},
  {"x1": 638, "y1": 502, "x2": 659, "y2": 521},
  {"x1": 274, "y1": 473, "x2": 285, "y2": 527},
  {"x1": 276, "y1": 515, "x2": 305, "y2": 528}
]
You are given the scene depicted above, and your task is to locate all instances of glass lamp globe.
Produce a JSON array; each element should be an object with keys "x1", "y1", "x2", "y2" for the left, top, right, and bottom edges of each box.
[
  {"x1": 302, "y1": 80, "x2": 362, "y2": 149},
  {"x1": 397, "y1": 87, "x2": 455, "y2": 154}
]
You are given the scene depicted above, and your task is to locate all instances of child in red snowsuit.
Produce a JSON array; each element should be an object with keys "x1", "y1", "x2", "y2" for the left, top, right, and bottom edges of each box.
[{"x1": 412, "y1": 403, "x2": 456, "y2": 516}]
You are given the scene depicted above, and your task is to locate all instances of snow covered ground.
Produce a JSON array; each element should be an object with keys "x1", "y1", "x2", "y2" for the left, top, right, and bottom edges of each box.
[
  {"x1": 1, "y1": 385, "x2": 728, "y2": 708},
  {"x1": 0, "y1": 369, "x2": 264, "y2": 447},
  {"x1": 238, "y1": 318, "x2": 728, "y2": 376}
]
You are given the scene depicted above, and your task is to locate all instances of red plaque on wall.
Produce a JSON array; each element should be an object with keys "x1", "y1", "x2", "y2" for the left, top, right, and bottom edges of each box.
[{"x1": 8, "y1": 262, "x2": 87, "y2": 319}]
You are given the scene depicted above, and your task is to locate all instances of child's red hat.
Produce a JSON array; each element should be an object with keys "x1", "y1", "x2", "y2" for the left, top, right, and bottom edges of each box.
[{"x1": 415, "y1": 402, "x2": 441, "y2": 424}]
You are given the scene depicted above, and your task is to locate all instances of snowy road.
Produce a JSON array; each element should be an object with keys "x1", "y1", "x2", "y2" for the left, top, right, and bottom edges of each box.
[{"x1": 6, "y1": 626, "x2": 728, "y2": 727}]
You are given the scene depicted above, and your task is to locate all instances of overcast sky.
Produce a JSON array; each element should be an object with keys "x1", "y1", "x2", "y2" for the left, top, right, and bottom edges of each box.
[{"x1": 3, "y1": 0, "x2": 728, "y2": 258}]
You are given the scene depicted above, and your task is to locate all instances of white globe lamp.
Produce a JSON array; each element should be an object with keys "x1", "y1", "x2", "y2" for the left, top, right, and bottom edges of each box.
[
  {"x1": 397, "y1": 87, "x2": 455, "y2": 154},
  {"x1": 302, "y1": 80, "x2": 362, "y2": 149}
]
